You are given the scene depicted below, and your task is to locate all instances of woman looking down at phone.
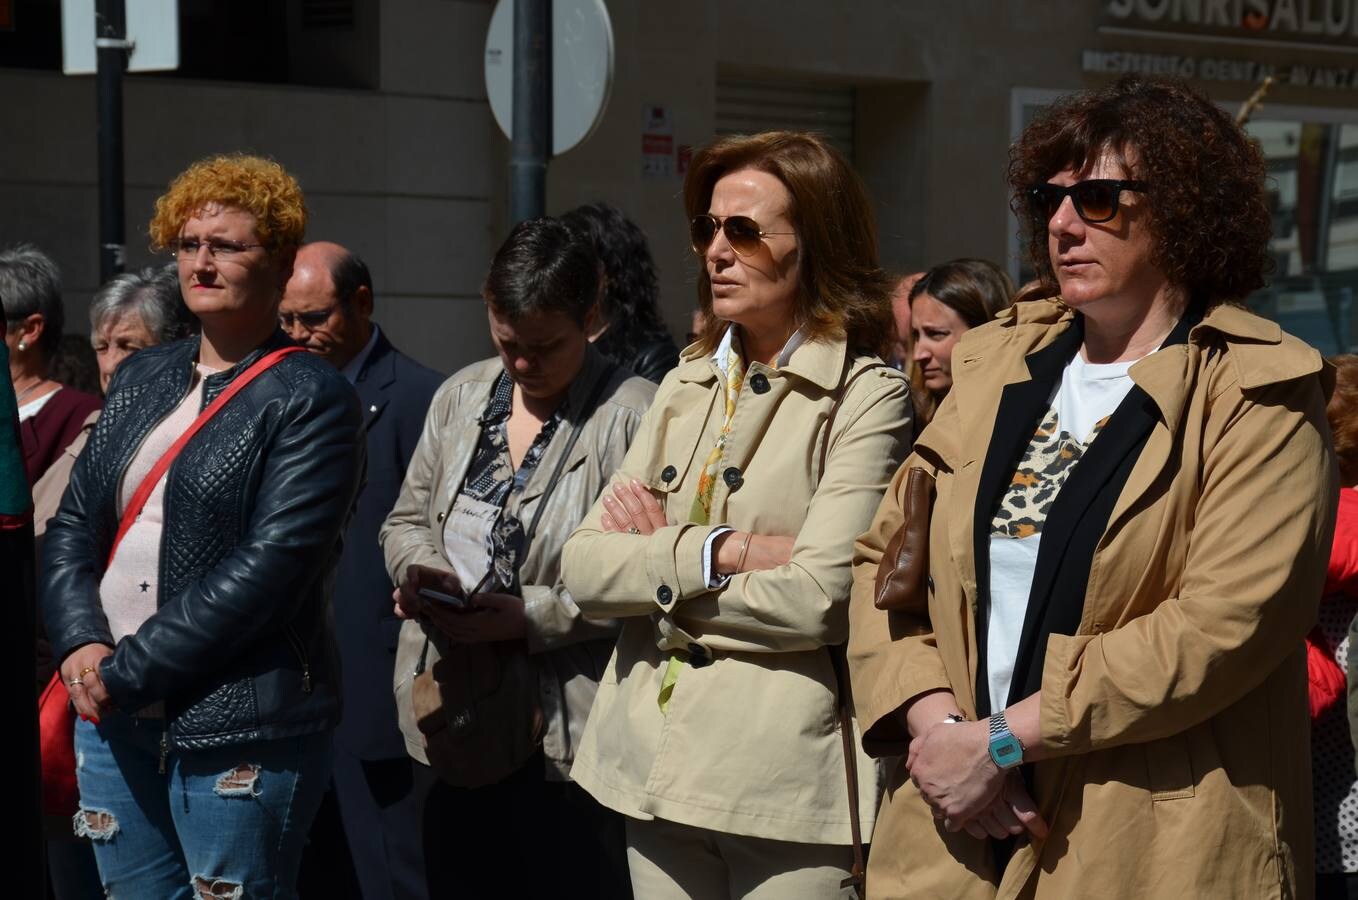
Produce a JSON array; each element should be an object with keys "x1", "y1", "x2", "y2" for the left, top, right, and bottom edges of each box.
[
  {"x1": 379, "y1": 217, "x2": 655, "y2": 898},
  {"x1": 560, "y1": 131, "x2": 912, "y2": 898}
]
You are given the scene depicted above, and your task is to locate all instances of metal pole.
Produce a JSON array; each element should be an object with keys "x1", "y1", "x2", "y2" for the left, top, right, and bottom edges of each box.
[
  {"x1": 509, "y1": 0, "x2": 549, "y2": 225},
  {"x1": 96, "y1": 0, "x2": 128, "y2": 282}
]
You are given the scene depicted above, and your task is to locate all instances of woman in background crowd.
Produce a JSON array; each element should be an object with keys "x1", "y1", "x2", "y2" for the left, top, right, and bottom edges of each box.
[
  {"x1": 382, "y1": 217, "x2": 654, "y2": 898},
  {"x1": 1316, "y1": 354, "x2": 1358, "y2": 900},
  {"x1": 0, "y1": 244, "x2": 102, "y2": 485},
  {"x1": 562, "y1": 130, "x2": 911, "y2": 898},
  {"x1": 33, "y1": 264, "x2": 196, "y2": 540},
  {"x1": 42, "y1": 153, "x2": 364, "y2": 899},
  {"x1": 850, "y1": 74, "x2": 1335, "y2": 898},
  {"x1": 909, "y1": 257, "x2": 1013, "y2": 423},
  {"x1": 562, "y1": 202, "x2": 679, "y2": 383}
]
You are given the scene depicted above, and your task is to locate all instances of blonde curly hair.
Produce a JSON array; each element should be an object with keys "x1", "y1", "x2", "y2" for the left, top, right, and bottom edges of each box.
[{"x1": 148, "y1": 154, "x2": 307, "y2": 255}]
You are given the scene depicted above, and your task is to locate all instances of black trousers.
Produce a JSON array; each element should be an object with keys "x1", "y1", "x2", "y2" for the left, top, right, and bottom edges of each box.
[
  {"x1": 299, "y1": 749, "x2": 431, "y2": 900},
  {"x1": 414, "y1": 753, "x2": 632, "y2": 899},
  {"x1": 1318, "y1": 872, "x2": 1358, "y2": 900}
]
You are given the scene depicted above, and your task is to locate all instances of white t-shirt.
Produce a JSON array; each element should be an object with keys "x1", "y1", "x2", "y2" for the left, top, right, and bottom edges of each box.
[{"x1": 985, "y1": 351, "x2": 1140, "y2": 714}]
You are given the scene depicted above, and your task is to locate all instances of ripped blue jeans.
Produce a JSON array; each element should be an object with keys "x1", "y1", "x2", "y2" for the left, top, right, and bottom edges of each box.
[{"x1": 73, "y1": 713, "x2": 332, "y2": 899}]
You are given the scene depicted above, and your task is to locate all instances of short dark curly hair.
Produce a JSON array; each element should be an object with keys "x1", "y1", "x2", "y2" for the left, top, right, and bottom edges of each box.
[
  {"x1": 1008, "y1": 74, "x2": 1272, "y2": 305},
  {"x1": 560, "y1": 203, "x2": 669, "y2": 359}
]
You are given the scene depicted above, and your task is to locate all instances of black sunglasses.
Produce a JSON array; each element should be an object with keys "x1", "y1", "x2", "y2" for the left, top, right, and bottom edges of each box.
[
  {"x1": 1026, "y1": 179, "x2": 1149, "y2": 225},
  {"x1": 689, "y1": 214, "x2": 794, "y2": 257}
]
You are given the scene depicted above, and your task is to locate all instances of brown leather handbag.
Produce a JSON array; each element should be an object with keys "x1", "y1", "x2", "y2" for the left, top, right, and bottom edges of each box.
[{"x1": 872, "y1": 466, "x2": 935, "y2": 611}]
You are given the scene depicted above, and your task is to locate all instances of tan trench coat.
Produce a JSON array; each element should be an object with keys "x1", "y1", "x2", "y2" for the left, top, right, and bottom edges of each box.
[
  {"x1": 562, "y1": 334, "x2": 912, "y2": 844},
  {"x1": 848, "y1": 299, "x2": 1338, "y2": 899},
  {"x1": 379, "y1": 349, "x2": 655, "y2": 779}
]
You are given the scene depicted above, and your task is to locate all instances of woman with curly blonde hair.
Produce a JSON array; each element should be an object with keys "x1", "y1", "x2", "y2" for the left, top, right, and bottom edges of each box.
[{"x1": 42, "y1": 153, "x2": 365, "y2": 898}]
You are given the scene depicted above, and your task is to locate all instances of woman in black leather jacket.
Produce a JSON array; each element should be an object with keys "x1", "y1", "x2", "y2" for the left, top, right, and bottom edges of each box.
[{"x1": 41, "y1": 154, "x2": 365, "y2": 900}]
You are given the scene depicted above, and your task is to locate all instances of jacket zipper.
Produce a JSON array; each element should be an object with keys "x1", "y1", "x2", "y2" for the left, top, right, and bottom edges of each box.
[
  {"x1": 285, "y1": 625, "x2": 312, "y2": 693},
  {"x1": 158, "y1": 730, "x2": 169, "y2": 774}
]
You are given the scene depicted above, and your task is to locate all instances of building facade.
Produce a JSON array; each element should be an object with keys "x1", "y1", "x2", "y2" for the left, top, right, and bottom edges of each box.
[{"x1": 4, "y1": 0, "x2": 1358, "y2": 369}]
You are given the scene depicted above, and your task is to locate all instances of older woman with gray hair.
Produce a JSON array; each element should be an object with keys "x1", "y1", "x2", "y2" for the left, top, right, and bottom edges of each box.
[
  {"x1": 89, "y1": 263, "x2": 197, "y2": 393},
  {"x1": 1, "y1": 244, "x2": 102, "y2": 486},
  {"x1": 32, "y1": 264, "x2": 196, "y2": 537}
]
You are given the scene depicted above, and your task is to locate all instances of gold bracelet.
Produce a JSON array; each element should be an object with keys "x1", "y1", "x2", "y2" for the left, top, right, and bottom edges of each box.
[{"x1": 735, "y1": 532, "x2": 753, "y2": 574}]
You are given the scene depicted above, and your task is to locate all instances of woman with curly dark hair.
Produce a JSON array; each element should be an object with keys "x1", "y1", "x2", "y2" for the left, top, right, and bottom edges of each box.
[
  {"x1": 848, "y1": 74, "x2": 1338, "y2": 898},
  {"x1": 562, "y1": 202, "x2": 679, "y2": 383}
]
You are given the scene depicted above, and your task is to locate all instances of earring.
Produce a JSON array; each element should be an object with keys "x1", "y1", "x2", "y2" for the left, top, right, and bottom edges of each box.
[{"x1": 16, "y1": 341, "x2": 25, "y2": 352}]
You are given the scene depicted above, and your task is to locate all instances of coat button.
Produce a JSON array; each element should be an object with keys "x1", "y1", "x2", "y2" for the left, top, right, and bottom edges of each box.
[
  {"x1": 656, "y1": 585, "x2": 673, "y2": 605},
  {"x1": 750, "y1": 373, "x2": 770, "y2": 394},
  {"x1": 723, "y1": 466, "x2": 743, "y2": 489},
  {"x1": 436, "y1": 511, "x2": 445, "y2": 523},
  {"x1": 661, "y1": 465, "x2": 677, "y2": 483}
]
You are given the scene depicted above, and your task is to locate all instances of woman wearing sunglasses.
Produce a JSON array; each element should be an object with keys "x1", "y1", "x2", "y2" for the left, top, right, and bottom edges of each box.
[
  {"x1": 561, "y1": 131, "x2": 912, "y2": 897},
  {"x1": 41, "y1": 154, "x2": 365, "y2": 899},
  {"x1": 848, "y1": 74, "x2": 1337, "y2": 898}
]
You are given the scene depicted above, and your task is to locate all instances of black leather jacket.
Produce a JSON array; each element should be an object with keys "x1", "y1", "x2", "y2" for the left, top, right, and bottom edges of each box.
[{"x1": 41, "y1": 332, "x2": 365, "y2": 750}]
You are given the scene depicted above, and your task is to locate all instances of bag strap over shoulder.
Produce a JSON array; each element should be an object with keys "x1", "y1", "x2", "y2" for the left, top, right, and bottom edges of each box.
[
  {"x1": 414, "y1": 363, "x2": 619, "y2": 675},
  {"x1": 818, "y1": 355, "x2": 886, "y2": 899},
  {"x1": 107, "y1": 346, "x2": 305, "y2": 567}
]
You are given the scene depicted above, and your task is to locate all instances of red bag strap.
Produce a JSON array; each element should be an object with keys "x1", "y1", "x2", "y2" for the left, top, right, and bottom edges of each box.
[{"x1": 106, "y1": 346, "x2": 305, "y2": 565}]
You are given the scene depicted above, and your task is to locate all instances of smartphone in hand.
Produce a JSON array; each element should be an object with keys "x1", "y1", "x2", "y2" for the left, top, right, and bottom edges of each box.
[{"x1": 417, "y1": 586, "x2": 476, "y2": 611}]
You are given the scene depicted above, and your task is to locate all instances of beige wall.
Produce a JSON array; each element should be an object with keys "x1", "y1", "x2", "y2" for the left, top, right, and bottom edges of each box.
[{"x1": 5, "y1": 0, "x2": 1358, "y2": 374}]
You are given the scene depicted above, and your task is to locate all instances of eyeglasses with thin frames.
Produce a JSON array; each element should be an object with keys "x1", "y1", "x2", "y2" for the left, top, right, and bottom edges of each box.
[
  {"x1": 170, "y1": 237, "x2": 265, "y2": 261},
  {"x1": 689, "y1": 214, "x2": 795, "y2": 257},
  {"x1": 1025, "y1": 179, "x2": 1150, "y2": 225},
  {"x1": 279, "y1": 301, "x2": 346, "y2": 331}
]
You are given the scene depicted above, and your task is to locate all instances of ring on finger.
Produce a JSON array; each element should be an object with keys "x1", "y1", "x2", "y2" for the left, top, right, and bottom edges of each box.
[
  {"x1": 627, "y1": 526, "x2": 640, "y2": 535},
  {"x1": 78, "y1": 666, "x2": 97, "y2": 678},
  {"x1": 68, "y1": 678, "x2": 85, "y2": 688}
]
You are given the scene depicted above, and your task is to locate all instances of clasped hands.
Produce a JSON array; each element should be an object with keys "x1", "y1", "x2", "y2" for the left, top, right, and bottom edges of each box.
[
  {"x1": 905, "y1": 698, "x2": 1049, "y2": 842},
  {"x1": 600, "y1": 479, "x2": 794, "y2": 574},
  {"x1": 60, "y1": 643, "x2": 116, "y2": 723}
]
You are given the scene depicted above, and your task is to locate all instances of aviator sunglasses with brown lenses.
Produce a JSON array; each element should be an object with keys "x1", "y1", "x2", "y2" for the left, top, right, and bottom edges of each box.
[
  {"x1": 689, "y1": 214, "x2": 794, "y2": 257},
  {"x1": 1026, "y1": 179, "x2": 1149, "y2": 225}
]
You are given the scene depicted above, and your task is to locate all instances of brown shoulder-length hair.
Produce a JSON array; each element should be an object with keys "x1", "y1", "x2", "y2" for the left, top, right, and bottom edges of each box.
[
  {"x1": 909, "y1": 258, "x2": 1014, "y2": 329},
  {"x1": 684, "y1": 131, "x2": 894, "y2": 359},
  {"x1": 1008, "y1": 74, "x2": 1272, "y2": 306}
]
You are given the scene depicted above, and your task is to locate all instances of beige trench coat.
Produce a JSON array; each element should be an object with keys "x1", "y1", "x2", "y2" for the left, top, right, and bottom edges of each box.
[
  {"x1": 562, "y1": 334, "x2": 912, "y2": 844},
  {"x1": 379, "y1": 349, "x2": 655, "y2": 779},
  {"x1": 848, "y1": 298, "x2": 1338, "y2": 899}
]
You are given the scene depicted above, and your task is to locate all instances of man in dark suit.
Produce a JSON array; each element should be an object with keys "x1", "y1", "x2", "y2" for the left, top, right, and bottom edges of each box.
[{"x1": 283, "y1": 242, "x2": 444, "y2": 900}]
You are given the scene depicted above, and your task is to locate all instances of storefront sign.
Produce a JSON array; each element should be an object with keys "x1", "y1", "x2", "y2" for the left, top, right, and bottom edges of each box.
[
  {"x1": 1102, "y1": 0, "x2": 1358, "y2": 51},
  {"x1": 1083, "y1": 47, "x2": 1358, "y2": 87},
  {"x1": 642, "y1": 106, "x2": 675, "y2": 178}
]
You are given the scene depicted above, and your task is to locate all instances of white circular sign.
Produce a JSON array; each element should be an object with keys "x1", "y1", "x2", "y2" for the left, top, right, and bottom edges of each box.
[{"x1": 484, "y1": 0, "x2": 614, "y2": 157}]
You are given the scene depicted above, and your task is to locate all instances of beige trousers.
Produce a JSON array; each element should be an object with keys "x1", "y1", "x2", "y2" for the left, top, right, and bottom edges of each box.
[{"x1": 625, "y1": 815, "x2": 858, "y2": 899}]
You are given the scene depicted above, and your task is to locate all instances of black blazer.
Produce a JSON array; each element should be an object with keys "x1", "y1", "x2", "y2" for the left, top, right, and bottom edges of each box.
[{"x1": 333, "y1": 329, "x2": 444, "y2": 760}]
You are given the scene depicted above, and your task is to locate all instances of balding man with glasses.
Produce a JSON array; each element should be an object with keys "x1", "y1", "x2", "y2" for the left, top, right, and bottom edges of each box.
[{"x1": 282, "y1": 241, "x2": 444, "y2": 900}]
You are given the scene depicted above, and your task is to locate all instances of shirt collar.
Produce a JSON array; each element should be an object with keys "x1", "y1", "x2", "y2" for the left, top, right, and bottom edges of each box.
[
  {"x1": 340, "y1": 324, "x2": 381, "y2": 385},
  {"x1": 710, "y1": 325, "x2": 807, "y2": 375}
]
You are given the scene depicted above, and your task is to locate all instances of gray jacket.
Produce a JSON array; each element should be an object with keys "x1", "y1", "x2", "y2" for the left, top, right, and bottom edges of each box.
[{"x1": 379, "y1": 347, "x2": 655, "y2": 778}]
